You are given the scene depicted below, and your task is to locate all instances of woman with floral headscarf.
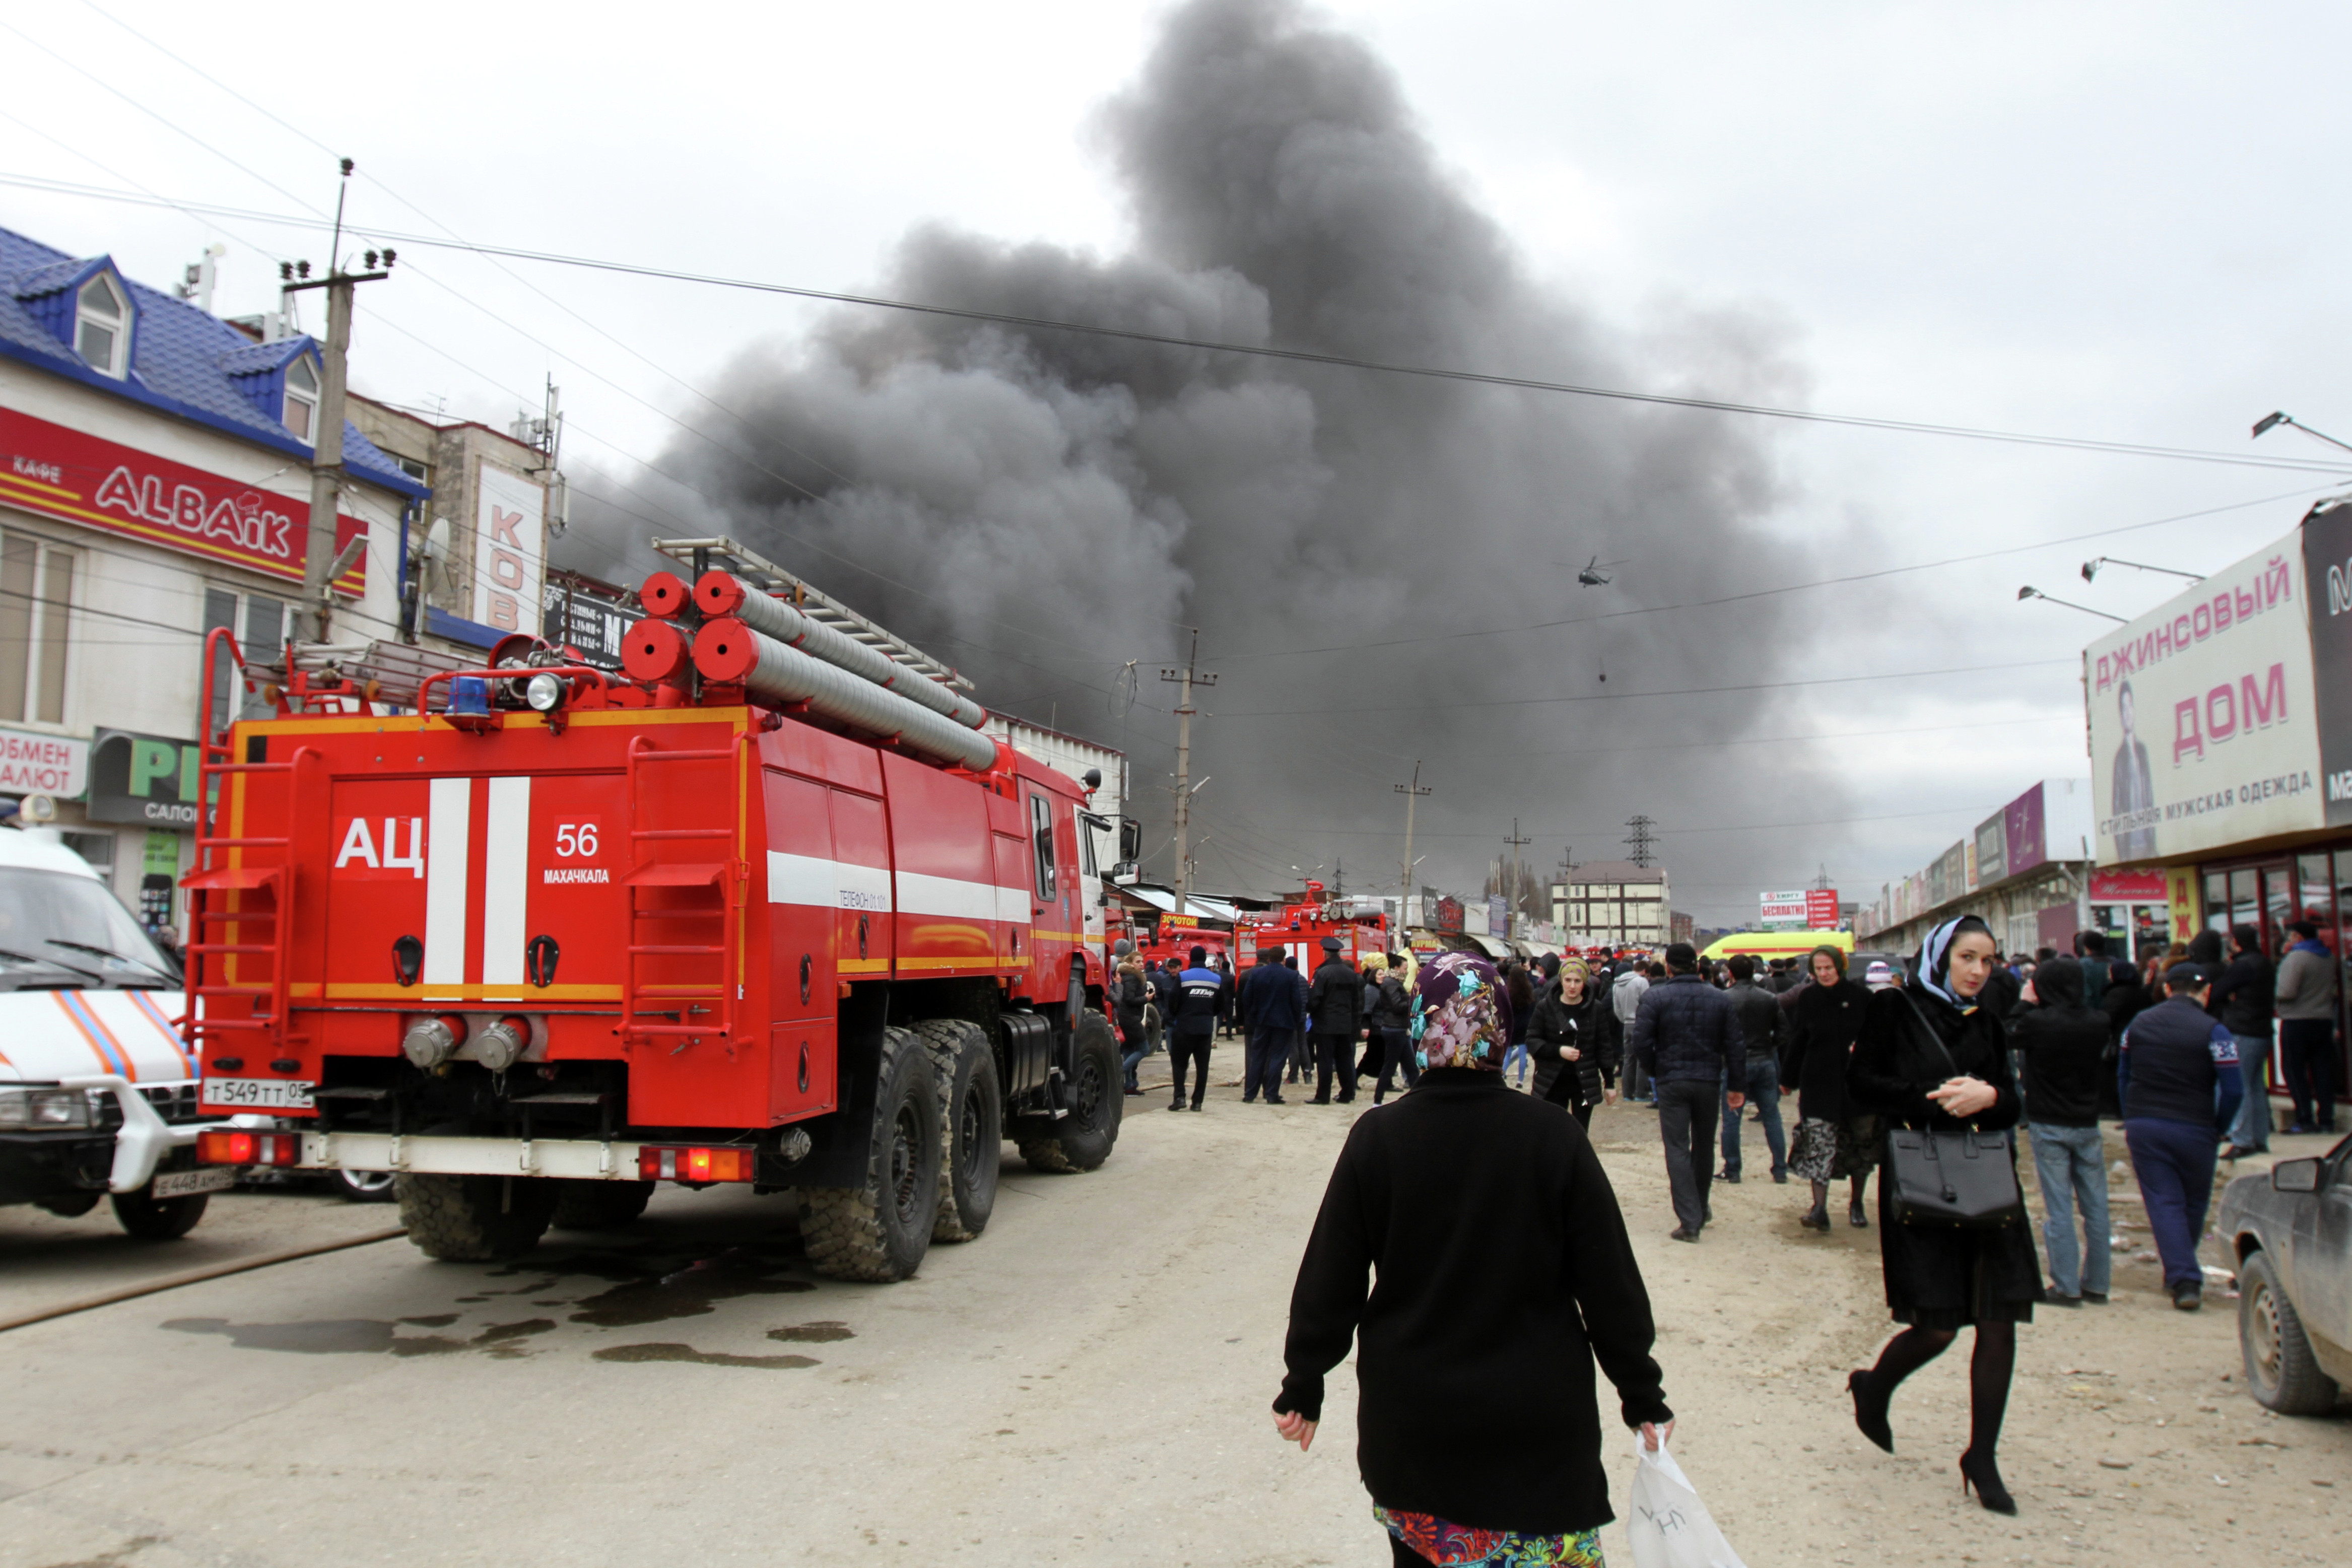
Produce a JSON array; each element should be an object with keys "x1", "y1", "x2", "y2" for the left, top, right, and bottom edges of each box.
[
  {"x1": 1843, "y1": 915, "x2": 2038, "y2": 1516},
  {"x1": 1272, "y1": 952, "x2": 1673, "y2": 1566}
]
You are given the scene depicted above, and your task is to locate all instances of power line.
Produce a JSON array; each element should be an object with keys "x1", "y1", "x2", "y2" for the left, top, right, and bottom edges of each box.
[{"x1": 7, "y1": 169, "x2": 2352, "y2": 480}]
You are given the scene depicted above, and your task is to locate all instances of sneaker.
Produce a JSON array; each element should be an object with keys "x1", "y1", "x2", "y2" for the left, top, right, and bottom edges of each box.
[
  {"x1": 1717, "y1": 1169, "x2": 1742, "y2": 1184},
  {"x1": 2081, "y1": 1290, "x2": 2109, "y2": 1305},
  {"x1": 2172, "y1": 1281, "x2": 2202, "y2": 1312},
  {"x1": 2043, "y1": 1286, "x2": 2083, "y2": 1308},
  {"x1": 1125, "y1": 1087, "x2": 1146, "y2": 1097}
]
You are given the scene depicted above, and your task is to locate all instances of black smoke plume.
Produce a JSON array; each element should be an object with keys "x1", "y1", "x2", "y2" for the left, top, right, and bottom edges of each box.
[{"x1": 563, "y1": 0, "x2": 1838, "y2": 916}]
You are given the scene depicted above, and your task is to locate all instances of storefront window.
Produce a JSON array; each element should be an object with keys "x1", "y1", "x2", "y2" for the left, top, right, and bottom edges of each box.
[
  {"x1": 2228, "y1": 869, "x2": 2261, "y2": 944},
  {"x1": 2205, "y1": 871, "x2": 2228, "y2": 936}
]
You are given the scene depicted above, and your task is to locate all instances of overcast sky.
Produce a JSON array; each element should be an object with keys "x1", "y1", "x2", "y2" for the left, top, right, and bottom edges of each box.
[{"x1": 7, "y1": 1, "x2": 2348, "y2": 924}]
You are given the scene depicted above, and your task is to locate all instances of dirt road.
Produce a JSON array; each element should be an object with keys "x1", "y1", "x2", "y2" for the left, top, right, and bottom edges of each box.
[{"x1": 1, "y1": 1077, "x2": 2341, "y2": 1566}]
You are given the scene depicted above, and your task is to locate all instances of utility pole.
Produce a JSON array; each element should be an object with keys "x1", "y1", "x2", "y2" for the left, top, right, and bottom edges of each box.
[
  {"x1": 1394, "y1": 762, "x2": 1431, "y2": 931},
  {"x1": 1503, "y1": 819, "x2": 1532, "y2": 923},
  {"x1": 284, "y1": 158, "x2": 393, "y2": 643},
  {"x1": 1159, "y1": 630, "x2": 1216, "y2": 918},
  {"x1": 1624, "y1": 813, "x2": 1657, "y2": 869}
]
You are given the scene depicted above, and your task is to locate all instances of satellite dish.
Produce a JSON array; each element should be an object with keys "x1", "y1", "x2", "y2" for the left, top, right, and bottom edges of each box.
[{"x1": 422, "y1": 516, "x2": 452, "y2": 561}]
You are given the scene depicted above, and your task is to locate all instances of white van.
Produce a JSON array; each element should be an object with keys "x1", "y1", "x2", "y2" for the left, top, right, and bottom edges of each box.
[{"x1": 0, "y1": 822, "x2": 230, "y2": 1237}]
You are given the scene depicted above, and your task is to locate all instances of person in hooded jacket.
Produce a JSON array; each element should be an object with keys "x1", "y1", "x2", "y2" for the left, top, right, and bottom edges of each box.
[
  {"x1": 1528, "y1": 957, "x2": 1622, "y2": 1128},
  {"x1": 1782, "y1": 945, "x2": 1876, "y2": 1232},
  {"x1": 2005, "y1": 956, "x2": 2113, "y2": 1305},
  {"x1": 2274, "y1": 918, "x2": 2340, "y2": 1136}
]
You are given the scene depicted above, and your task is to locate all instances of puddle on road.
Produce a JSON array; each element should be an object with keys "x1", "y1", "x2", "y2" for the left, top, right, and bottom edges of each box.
[
  {"x1": 563, "y1": 1246, "x2": 815, "y2": 1328},
  {"x1": 767, "y1": 1320, "x2": 854, "y2": 1343},
  {"x1": 399, "y1": 1314, "x2": 459, "y2": 1328},
  {"x1": 164, "y1": 1317, "x2": 555, "y2": 1359},
  {"x1": 591, "y1": 1342, "x2": 818, "y2": 1370}
]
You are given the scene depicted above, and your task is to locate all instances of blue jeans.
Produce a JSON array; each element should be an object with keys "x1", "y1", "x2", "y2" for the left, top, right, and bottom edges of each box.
[
  {"x1": 1121, "y1": 1045, "x2": 1147, "y2": 1091},
  {"x1": 2030, "y1": 1121, "x2": 2110, "y2": 1298},
  {"x1": 2229, "y1": 1032, "x2": 2271, "y2": 1148},
  {"x1": 1504, "y1": 1043, "x2": 1530, "y2": 1085},
  {"x1": 2125, "y1": 1117, "x2": 2219, "y2": 1291},
  {"x1": 1719, "y1": 1055, "x2": 1785, "y2": 1178}
]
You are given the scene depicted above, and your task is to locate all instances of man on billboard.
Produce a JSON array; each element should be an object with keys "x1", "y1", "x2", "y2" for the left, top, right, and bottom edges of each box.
[{"x1": 2110, "y1": 680, "x2": 2157, "y2": 861}]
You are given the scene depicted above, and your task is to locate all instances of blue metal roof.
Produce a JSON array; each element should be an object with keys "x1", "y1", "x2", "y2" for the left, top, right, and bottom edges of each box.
[{"x1": 0, "y1": 226, "x2": 429, "y2": 502}]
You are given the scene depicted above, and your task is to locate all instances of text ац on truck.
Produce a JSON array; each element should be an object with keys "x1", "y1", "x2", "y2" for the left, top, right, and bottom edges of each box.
[{"x1": 188, "y1": 536, "x2": 1141, "y2": 1281}]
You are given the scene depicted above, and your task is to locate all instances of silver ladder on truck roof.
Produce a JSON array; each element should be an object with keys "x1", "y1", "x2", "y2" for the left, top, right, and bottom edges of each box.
[{"x1": 650, "y1": 535, "x2": 976, "y2": 695}]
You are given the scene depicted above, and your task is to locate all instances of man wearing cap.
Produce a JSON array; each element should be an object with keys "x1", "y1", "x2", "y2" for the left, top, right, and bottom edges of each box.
[
  {"x1": 1239, "y1": 943, "x2": 1304, "y2": 1106},
  {"x1": 1626, "y1": 941, "x2": 1745, "y2": 1240},
  {"x1": 2118, "y1": 962, "x2": 2245, "y2": 1310},
  {"x1": 1306, "y1": 937, "x2": 1365, "y2": 1105},
  {"x1": 1168, "y1": 945, "x2": 1227, "y2": 1112}
]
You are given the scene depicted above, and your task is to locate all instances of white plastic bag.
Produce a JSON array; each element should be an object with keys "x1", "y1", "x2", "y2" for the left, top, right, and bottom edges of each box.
[{"x1": 1625, "y1": 1435, "x2": 1748, "y2": 1568}]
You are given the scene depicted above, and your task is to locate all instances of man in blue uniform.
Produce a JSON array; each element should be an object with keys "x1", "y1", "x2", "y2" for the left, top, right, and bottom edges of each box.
[
  {"x1": 2119, "y1": 962, "x2": 2244, "y2": 1311},
  {"x1": 1168, "y1": 945, "x2": 1226, "y2": 1112}
]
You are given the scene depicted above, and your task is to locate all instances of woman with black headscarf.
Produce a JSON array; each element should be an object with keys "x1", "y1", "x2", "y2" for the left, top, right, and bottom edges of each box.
[
  {"x1": 1843, "y1": 915, "x2": 2038, "y2": 1515},
  {"x1": 1273, "y1": 953, "x2": 1673, "y2": 1565},
  {"x1": 1783, "y1": 944, "x2": 1875, "y2": 1232}
]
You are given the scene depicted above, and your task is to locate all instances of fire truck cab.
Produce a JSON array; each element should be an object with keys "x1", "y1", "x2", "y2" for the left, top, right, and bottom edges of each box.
[
  {"x1": 1243, "y1": 881, "x2": 1390, "y2": 968},
  {"x1": 189, "y1": 538, "x2": 1124, "y2": 1282}
]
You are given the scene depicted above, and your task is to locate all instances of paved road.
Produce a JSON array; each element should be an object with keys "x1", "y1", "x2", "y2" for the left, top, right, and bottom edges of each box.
[{"x1": 3, "y1": 1080, "x2": 2345, "y2": 1567}]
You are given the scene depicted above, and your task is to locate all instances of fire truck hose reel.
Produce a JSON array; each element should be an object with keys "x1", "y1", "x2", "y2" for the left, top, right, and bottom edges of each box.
[
  {"x1": 402, "y1": 1014, "x2": 468, "y2": 1070},
  {"x1": 638, "y1": 570, "x2": 691, "y2": 619},
  {"x1": 690, "y1": 618, "x2": 998, "y2": 772},
  {"x1": 621, "y1": 618, "x2": 690, "y2": 684},
  {"x1": 695, "y1": 571, "x2": 988, "y2": 731}
]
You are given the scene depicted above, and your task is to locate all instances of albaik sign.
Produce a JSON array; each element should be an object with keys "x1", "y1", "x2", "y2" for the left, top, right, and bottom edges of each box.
[{"x1": 0, "y1": 406, "x2": 366, "y2": 594}]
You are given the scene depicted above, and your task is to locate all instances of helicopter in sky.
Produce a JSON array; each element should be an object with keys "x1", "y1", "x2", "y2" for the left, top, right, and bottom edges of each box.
[{"x1": 1574, "y1": 555, "x2": 1628, "y2": 587}]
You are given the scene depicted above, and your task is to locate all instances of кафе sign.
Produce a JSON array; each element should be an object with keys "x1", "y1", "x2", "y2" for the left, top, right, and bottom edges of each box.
[
  {"x1": 0, "y1": 405, "x2": 367, "y2": 594},
  {"x1": 2084, "y1": 515, "x2": 2352, "y2": 862}
]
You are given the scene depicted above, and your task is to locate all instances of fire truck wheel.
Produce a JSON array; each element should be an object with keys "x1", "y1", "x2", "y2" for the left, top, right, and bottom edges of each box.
[
  {"x1": 109, "y1": 1187, "x2": 208, "y2": 1240},
  {"x1": 396, "y1": 1173, "x2": 560, "y2": 1261},
  {"x1": 918, "y1": 1018, "x2": 1000, "y2": 1243},
  {"x1": 1016, "y1": 1010, "x2": 1123, "y2": 1174},
  {"x1": 549, "y1": 1180, "x2": 657, "y2": 1231},
  {"x1": 800, "y1": 1026, "x2": 939, "y2": 1281}
]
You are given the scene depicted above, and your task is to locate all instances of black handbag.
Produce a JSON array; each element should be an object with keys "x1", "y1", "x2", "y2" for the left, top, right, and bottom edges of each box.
[{"x1": 1882, "y1": 994, "x2": 2025, "y2": 1230}]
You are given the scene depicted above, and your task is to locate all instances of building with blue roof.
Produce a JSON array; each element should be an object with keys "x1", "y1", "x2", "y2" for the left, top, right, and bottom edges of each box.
[{"x1": 0, "y1": 222, "x2": 528, "y2": 930}]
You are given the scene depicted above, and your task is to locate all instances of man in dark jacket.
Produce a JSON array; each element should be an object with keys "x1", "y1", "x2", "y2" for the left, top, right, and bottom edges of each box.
[
  {"x1": 1627, "y1": 942, "x2": 1745, "y2": 1240},
  {"x1": 2006, "y1": 956, "x2": 2112, "y2": 1305},
  {"x1": 2119, "y1": 963, "x2": 2245, "y2": 1310},
  {"x1": 1718, "y1": 955, "x2": 1788, "y2": 1184},
  {"x1": 1306, "y1": 937, "x2": 1364, "y2": 1105},
  {"x1": 1167, "y1": 945, "x2": 1226, "y2": 1112},
  {"x1": 1239, "y1": 944, "x2": 1304, "y2": 1106},
  {"x1": 2210, "y1": 924, "x2": 2276, "y2": 1150}
]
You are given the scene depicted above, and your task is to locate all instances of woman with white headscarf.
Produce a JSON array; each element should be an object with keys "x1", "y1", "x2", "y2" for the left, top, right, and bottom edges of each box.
[{"x1": 1842, "y1": 915, "x2": 2038, "y2": 1516}]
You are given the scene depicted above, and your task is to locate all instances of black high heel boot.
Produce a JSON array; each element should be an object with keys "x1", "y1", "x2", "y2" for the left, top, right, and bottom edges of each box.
[
  {"x1": 1847, "y1": 1369, "x2": 1893, "y2": 1453},
  {"x1": 1960, "y1": 1450, "x2": 2016, "y2": 1515}
]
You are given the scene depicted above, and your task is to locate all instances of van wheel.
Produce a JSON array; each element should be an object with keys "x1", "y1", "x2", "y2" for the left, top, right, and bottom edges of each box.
[
  {"x1": 397, "y1": 1173, "x2": 558, "y2": 1261},
  {"x1": 800, "y1": 1026, "x2": 939, "y2": 1281},
  {"x1": 1016, "y1": 1010, "x2": 1123, "y2": 1173},
  {"x1": 111, "y1": 1186, "x2": 208, "y2": 1240},
  {"x1": 2240, "y1": 1250, "x2": 2339, "y2": 1414},
  {"x1": 917, "y1": 1018, "x2": 1001, "y2": 1242}
]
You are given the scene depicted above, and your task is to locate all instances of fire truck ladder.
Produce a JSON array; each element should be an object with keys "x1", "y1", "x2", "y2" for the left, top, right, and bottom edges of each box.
[
  {"x1": 179, "y1": 629, "x2": 317, "y2": 1054},
  {"x1": 618, "y1": 732, "x2": 748, "y2": 1050}
]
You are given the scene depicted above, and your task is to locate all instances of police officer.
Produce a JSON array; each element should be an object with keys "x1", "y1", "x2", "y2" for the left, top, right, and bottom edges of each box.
[
  {"x1": 1306, "y1": 936, "x2": 1364, "y2": 1104},
  {"x1": 1168, "y1": 944, "x2": 1226, "y2": 1112}
]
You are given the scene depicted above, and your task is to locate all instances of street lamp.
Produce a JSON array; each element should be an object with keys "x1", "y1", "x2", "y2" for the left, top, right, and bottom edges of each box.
[
  {"x1": 2018, "y1": 585, "x2": 2127, "y2": 623},
  {"x1": 2252, "y1": 411, "x2": 2352, "y2": 457},
  {"x1": 2081, "y1": 556, "x2": 2203, "y2": 584}
]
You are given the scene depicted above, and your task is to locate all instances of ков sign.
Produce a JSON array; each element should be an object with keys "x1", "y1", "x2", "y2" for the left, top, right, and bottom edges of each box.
[{"x1": 0, "y1": 405, "x2": 367, "y2": 594}]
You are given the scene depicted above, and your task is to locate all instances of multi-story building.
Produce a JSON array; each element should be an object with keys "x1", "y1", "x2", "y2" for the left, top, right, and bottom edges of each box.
[
  {"x1": 1550, "y1": 861, "x2": 1671, "y2": 949},
  {"x1": 0, "y1": 225, "x2": 432, "y2": 931}
]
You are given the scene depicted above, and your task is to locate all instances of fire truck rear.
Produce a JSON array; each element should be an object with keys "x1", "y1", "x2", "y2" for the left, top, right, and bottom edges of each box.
[{"x1": 190, "y1": 538, "x2": 1126, "y2": 1281}]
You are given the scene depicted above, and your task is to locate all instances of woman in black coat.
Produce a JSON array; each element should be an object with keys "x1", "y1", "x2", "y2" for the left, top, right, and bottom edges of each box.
[
  {"x1": 1527, "y1": 957, "x2": 1621, "y2": 1127},
  {"x1": 1273, "y1": 953, "x2": 1673, "y2": 1564},
  {"x1": 1782, "y1": 945, "x2": 1876, "y2": 1231},
  {"x1": 1844, "y1": 915, "x2": 2037, "y2": 1515}
]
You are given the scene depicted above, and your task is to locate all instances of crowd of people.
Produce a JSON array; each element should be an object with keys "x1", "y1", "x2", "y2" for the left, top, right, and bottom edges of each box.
[{"x1": 1232, "y1": 914, "x2": 2320, "y2": 1554}]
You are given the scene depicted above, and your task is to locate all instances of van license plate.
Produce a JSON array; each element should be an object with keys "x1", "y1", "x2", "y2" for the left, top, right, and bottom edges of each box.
[
  {"x1": 201, "y1": 1077, "x2": 315, "y2": 1110},
  {"x1": 153, "y1": 1166, "x2": 236, "y2": 1198}
]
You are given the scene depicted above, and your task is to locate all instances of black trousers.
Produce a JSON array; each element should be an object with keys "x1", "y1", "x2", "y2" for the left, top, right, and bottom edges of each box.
[
  {"x1": 1289, "y1": 1028, "x2": 1314, "y2": 1080},
  {"x1": 2280, "y1": 1016, "x2": 2339, "y2": 1129},
  {"x1": 1311, "y1": 1033, "x2": 1357, "y2": 1102},
  {"x1": 1168, "y1": 1034, "x2": 1212, "y2": 1107},
  {"x1": 1244, "y1": 1028, "x2": 1292, "y2": 1102},
  {"x1": 1372, "y1": 1028, "x2": 1419, "y2": 1101},
  {"x1": 1655, "y1": 1076, "x2": 1719, "y2": 1232}
]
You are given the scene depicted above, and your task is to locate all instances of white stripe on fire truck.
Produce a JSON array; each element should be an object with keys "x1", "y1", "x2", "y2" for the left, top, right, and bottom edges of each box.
[
  {"x1": 424, "y1": 777, "x2": 472, "y2": 984},
  {"x1": 481, "y1": 776, "x2": 531, "y2": 986},
  {"x1": 764, "y1": 853, "x2": 1028, "y2": 925}
]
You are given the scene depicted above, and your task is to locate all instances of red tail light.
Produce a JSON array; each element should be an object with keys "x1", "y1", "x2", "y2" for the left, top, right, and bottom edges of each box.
[
  {"x1": 637, "y1": 1145, "x2": 757, "y2": 1182},
  {"x1": 196, "y1": 1129, "x2": 302, "y2": 1167}
]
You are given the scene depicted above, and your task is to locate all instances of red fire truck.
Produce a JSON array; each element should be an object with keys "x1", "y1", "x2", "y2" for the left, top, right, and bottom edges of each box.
[
  {"x1": 1242, "y1": 882, "x2": 1389, "y2": 967},
  {"x1": 190, "y1": 537, "x2": 1134, "y2": 1282}
]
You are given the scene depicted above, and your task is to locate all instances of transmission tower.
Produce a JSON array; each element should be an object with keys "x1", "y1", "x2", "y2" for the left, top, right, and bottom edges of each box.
[{"x1": 1624, "y1": 814, "x2": 1657, "y2": 869}]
